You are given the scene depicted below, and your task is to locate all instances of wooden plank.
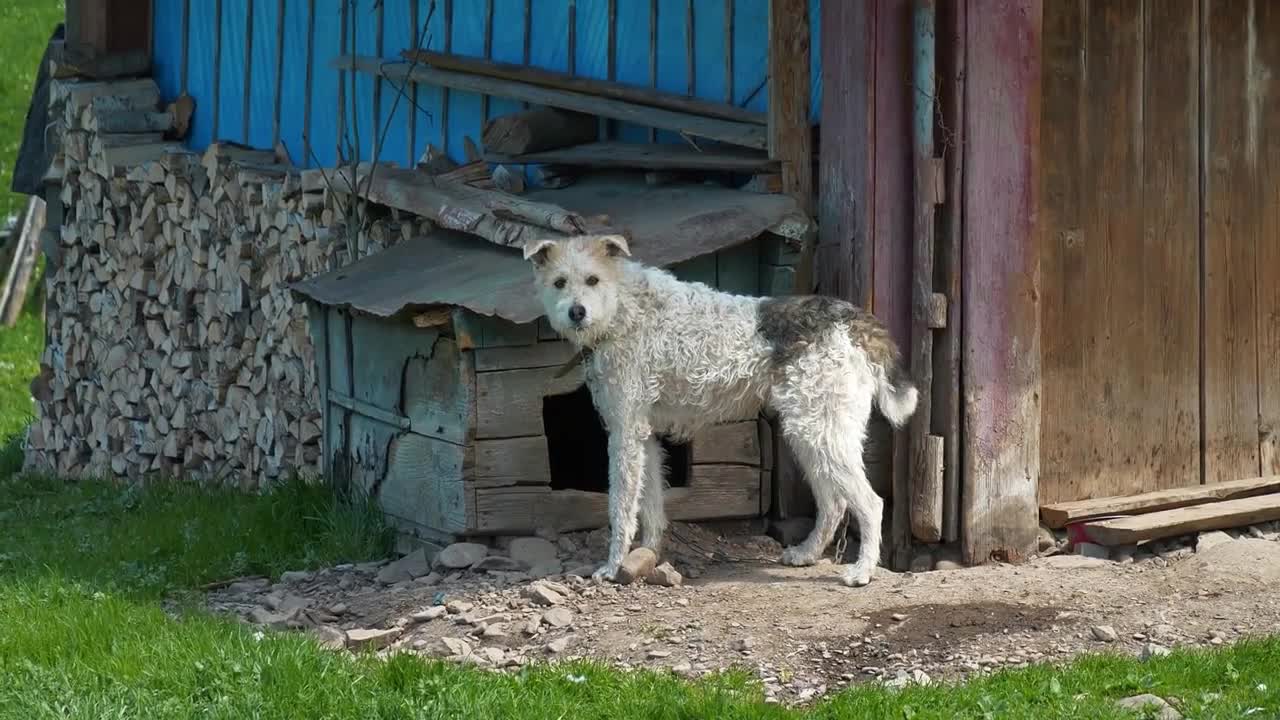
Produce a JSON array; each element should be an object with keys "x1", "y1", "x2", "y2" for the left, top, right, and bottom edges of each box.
[
  {"x1": 767, "y1": 0, "x2": 813, "y2": 216},
  {"x1": 486, "y1": 141, "x2": 778, "y2": 173},
  {"x1": 960, "y1": 0, "x2": 1042, "y2": 565},
  {"x1": 481, "y1": 108, "x2": 599, "y2": 155},
  {"x1": 337, "y1": 55, "x2": 768, "y2": 150},
  {"x1": 1083, "y1": 493, "x2": 1280, "y2": 546},
  {"x1": 452, "y1": 311, "x2": 540, "y2": 349},
  {"x1": 690, "y1": 420, "x2": 762, "y2": 466},
  {"x1": 306, "y1": 301, "x2": 330, "y2": 476},
  {"x1": 1041, "y1": 475, "x2": 1280, "y2": 529},
  {"x1": 329, "y1": 391, "x2": 410, "y2": 430},
  {"x1": 1038, "y1": 0, "x2": 1200, "y2": 505},
  {"x1": 402, "y1": 336, "x2": 473, "y2": 447},
  {"x1": 475, "y1": 365, "x2": 585, "y2": 439},
  {"x1": 400, "y1": 48, "x2": 767, "y2": 126},
  {"x1": 471, "y1": 463, "x2": 761, "y2": 533},
  {"x1": 473, "y1": 341, "x2": 577, "y2": 372},
  {"x1": 1253, "y1": 1, "x2": 1280, "y2": 477},
  {"x1": 1204, "y1": 0, "x2": 1265, "y2": 484},
  {"x1": 380, "y1": 432, "x2": 469, "y2": 534},
  {"x1": 715, "y1": 242, "x2": 760, "y2": 296},
  {"x1": 473, "y1": 436, "x2": 551, "y2": 486},
  {"x1": 906, "y1": 0, "x2": 940, "y2": 547}
]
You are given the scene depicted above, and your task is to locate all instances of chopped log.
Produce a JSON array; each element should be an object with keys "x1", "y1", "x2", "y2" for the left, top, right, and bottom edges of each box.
[
  {"x1": 491, "y1": 165, "x2": 525, "y2": 194},
  {"x1": 401, "y1": 49, "x2": 768, "y2": 126},
  {"x1": 481, "y1": 108, "x2": 599, "y2": 155},
  {"x1": 91, "y1": 109, "x2": 174, "y2": 134},
  {"x1": 167, "y1": 93, "x2": 196, "y2": 140},
  {"x1": 1041, "y1": 476, "x2": 1280, "y2": 528},
  {"x1": 1083, "y1": 494, "x2": 1280, "y2": 546},
  {"x1": 336, "y1": 55, "x2": 768, "y2": 150},
  {"x1": 531, "y1": 164, "x2": 576, "y2": 189},
  {"x1": 417, "y1": 144, "x2": 457, "y2": 174}
]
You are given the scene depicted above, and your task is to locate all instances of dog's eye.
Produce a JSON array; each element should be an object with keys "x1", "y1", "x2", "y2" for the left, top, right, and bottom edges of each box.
[
  {"x1": 586, "y1": 275, "x2": 599, "y2": 287},
  {"x1": 553, "y1": 277, "x2": 567, "y2": 289}
]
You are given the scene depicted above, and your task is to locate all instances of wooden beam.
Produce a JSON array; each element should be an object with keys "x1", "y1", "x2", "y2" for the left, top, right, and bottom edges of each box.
[
  {"x1": 486, "y1": 141, "x2": 778, "y2": 173},
  {"x1": 767, "y1": 0, "x2": 814, "y2": 216},
  {"x1": 400, "y1": 48, "x2": 767, "y2": 126},
  {"x1": 816, "y1": 0, "x2": 874, "y2": 306},
  {"x1": 339, "y1": 55, "x2": 767, "y2": 150},
  {"x1": 960, "y1": 0, "x2": 1042, "y2": 565},
  {"x1": 1083, "y1": 494, "x2": 1280, "y2": 546},
  {"x1": 1041, "y1": 476, "x2": 1280, "y2": 529}
]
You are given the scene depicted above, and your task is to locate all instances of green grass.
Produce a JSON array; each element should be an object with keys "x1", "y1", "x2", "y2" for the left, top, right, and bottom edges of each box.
[{"x1": 0, "y1": 1, "x2": 64, "y2": 222}]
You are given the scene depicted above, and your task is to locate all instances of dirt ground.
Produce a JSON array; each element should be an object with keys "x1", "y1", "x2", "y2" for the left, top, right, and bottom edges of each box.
[{"x1": 207, "y1": 521, "x2": 1280, "y2": 705}]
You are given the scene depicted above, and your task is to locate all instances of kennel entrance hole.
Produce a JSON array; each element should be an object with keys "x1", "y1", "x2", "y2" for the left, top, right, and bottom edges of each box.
[{"x1": 542, "y1": 385, "x2": 689, "y2": 493}]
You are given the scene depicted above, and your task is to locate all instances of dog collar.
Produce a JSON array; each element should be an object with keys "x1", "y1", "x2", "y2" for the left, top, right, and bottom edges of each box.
[{"x1": 553, "y1": 347, "x2": 593, "y2": 378}]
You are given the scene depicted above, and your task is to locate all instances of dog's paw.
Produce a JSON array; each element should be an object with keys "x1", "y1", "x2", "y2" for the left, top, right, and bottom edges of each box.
[
  {"x1": 780, "y1": 546, "x2": 819, "y2": 567},
  {"x1": 592, "y1": 563, "x2": 621, "y2": 583},
  {"x1": 841, "y1": 562, "x2": 873, "y2": 587}
]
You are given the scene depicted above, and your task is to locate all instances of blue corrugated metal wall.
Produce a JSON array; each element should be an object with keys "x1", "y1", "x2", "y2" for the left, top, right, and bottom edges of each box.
[{"x1": 152, "y1": 0, "x2": 821, "y2": 168}]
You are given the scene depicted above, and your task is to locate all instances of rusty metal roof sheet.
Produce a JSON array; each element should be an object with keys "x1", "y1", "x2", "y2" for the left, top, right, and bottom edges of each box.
[{"x1": 291, "y1": 175, "x2": 809, "y2": 325}]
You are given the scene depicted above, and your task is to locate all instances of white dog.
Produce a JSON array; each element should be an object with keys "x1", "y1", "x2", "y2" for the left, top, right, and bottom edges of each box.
[{"x1": 524, "y1": 234, "x2": 918, "y2": 587}]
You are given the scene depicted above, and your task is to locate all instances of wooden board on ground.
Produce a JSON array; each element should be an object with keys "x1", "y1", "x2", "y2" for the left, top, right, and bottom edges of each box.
[
  {"x1": 1082, "y1": 493, "x2": 1280, "y2": 546},
  {"x1": 486, "y1": 141, "x2": 777, "y2": 173},
  {"x1": 1041, "y1": 476, "x2": 1280, "y2": 529}
]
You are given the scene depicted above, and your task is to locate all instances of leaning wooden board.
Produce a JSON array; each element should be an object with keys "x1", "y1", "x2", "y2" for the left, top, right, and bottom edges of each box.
[
  {"x1": 1082, "y1": 494, "x2": 1280, "y2": 546},
  {"x1": 1040, "y1": 476, "x2": 1280, "y2": 528}
]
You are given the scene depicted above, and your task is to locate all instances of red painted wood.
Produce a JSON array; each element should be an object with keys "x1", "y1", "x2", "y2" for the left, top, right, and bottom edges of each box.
[{"x1": 960, "y1": 0, "x2": 1042, "y2": 565}]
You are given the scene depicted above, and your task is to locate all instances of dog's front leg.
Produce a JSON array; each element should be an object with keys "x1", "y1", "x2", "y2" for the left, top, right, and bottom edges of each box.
[{"x1": 594, "y1": 422, "x2": 650, "y2": 582}]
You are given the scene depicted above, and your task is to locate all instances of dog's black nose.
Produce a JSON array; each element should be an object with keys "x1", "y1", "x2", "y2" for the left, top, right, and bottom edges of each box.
[{"x1": 568, "y1": 304, "x2": 587, "y2": 324}]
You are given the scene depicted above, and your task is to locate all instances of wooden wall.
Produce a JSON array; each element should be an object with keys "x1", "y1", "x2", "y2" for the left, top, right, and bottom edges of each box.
[{"x1": 1038, "y1": 0, "x2": 1280, "y2": 505}]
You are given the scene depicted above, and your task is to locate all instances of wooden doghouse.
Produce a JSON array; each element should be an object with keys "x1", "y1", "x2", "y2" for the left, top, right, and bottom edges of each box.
[{"x1": 292, "y1": 177, "x2": 810, "y2": 548}]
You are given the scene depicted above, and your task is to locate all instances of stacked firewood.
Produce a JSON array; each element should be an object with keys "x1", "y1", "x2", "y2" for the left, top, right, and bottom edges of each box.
[{"x1": 24, "y1": 77, "x2": 425, "y2": 486}]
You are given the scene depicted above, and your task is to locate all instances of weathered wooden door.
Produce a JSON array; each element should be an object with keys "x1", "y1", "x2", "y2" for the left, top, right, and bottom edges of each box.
[{"x1": 1039, "y1": 0, "x2": 1280, "y2": 504}]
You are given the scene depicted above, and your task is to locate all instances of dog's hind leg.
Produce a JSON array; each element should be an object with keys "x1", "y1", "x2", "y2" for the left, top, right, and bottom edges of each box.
[
  {"x1": 779, "y1": 474, "x2": 846, "y2": 567},
  {"x1": 638, "y1": 436, "x2": 668, "y2": 554}
]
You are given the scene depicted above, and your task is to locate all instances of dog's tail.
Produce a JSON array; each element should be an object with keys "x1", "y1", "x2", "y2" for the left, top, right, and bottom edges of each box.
[{"x1": 876, "y1": 360, "x2": 919, "y2": 429}]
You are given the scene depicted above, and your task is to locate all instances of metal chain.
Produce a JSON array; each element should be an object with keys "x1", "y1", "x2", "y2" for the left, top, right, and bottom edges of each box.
[{"x1": 832, "y1": 512, "x2": 851, "y2": 563}]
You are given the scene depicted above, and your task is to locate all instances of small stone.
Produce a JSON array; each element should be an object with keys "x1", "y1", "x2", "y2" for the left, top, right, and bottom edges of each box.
[
  {"x1": 1113, "y1": 545, "x2": 1138, "y2": 564},
  {"x1": 1115, "y1": 694, "x2": 1182, "y2": 719},
  {"x1": 557, "y1": 537, "x2": 579, "y2": 555},
  {"x1": 672, "y1": 661, "x2": 694, "y2": 676},
  {"x1": 446, "y1": 600, "x2": 475, "y2": 614},
  {"x1": 546, "y1": 636, "x2": 572, "y2": 654},
  {"x1": 647, "y1": 562, "x2": 683, "y2": 587},
  {"x1": 472, "y1": 556, "x2": 523, "y2": 572},
  {"x1": 483, "y1": 623, "x2": 509, "y2": 638},
  {"x1": 524, "y1": 581, "x2": 565, "y2": 606},
  {"x1": 479, "y1": 647, "x2": 507, "y2": 665},
  {"x1": 675, "y1": 598, "x2": 690, "y2": 607},
  {"x1": 248, "y1": 607, "x2": 299, "y2": 629},
  {"x1": 1196, "y1": 530, "x2": 1234, "y2": 553},
  {"x1": 1141, "y1": 642, "x2": 1172, "y2": 660},
  {"x1": 410, "y1": 606, "x2": 448, "y2": 623},
  {"x1": 527, "y1": 561, "x2": 564, "y2": 578},
  {"x1": 436, "y1": 542, "x2": 489, "y2": 569},
  {"x1": 509, "y1": 537, "x2": 560, "y2": 569},
  {"x1": 377, "y1": 548, "x2": 432, "y2": 584},
  {"x1": 891, "y1": 613, "x2": 908, "y2": 622},
  {"x1": 426, "y1": 636, "x2": 473, "y2": 658},
  {"x1": 228, "y1": 578, "x2": 271, "y2": 594},
  {"x1": 346, "y1": 627, "x2": 403, "y2": 652},
  {"x1": 1076, "y1": 542, "x2": 1111, "y2": 560},
  {"x1": 616, "y1": 548, "x2": 658, "y2": 585},
  {"x1": 732, "y1": 637, "x2": 756, "y2": 652},
  {"x1": 309, "y1": 625, "x2": 348, "y2": 650},
  {"x1": 542, "y1": 607, "x2": 575, "y2": 628},
  {"x1": 565, "y1": 564, "x2": 596, "y2": 578},
  {"x1": 414, "y1": 572, "x2": 443, "y2": 586},
  {"x1": 328, "y1": 602, "x2": 348, "y2": 615},
  {"x1": 934, "y1": 559, "x2": 964, "y2": 571},
  {"x1": 1091, "y1": 625, "x2": 1119, "y2": 643},
  {"x1": 648, "y1": 649, "x2": 672, "y2": 659},
  {"x1": 280, "y1": 570, "x2": 314, "y2": 584},
  {"x1": 278, "y1": 594, "x2": 312, "y2": 613}
]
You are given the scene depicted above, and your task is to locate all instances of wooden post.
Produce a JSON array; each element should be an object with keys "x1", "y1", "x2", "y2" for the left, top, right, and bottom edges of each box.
[
  {"x1": 0, "y1": 196, "x2": 46, "y2": 326},
  {"x1": 908, "y1": 0, "x2": 944, "y2": 544},
  {"x1": 960, "y1": 0, "x2": 1042, "y2": 565},
  {"x1": 817, "y1": 1, "x2": 875, "y2": 306},
  {"x1": 768, "y1": 0, "x2": 816, "y2": 522}
]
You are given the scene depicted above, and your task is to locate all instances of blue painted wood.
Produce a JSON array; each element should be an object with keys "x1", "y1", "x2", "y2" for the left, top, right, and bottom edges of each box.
[
  {"x1": 279, "y1": 0, "x2": 310, "y2": 164},
  {"x1": 218, "y1": 0, "x2": 247, "y2": 144},
  {"x1": 155, "y1": 0, "x2": 824, "y2": 158},
  {"x1": 153, "y1": 0, "x2": 185, "y2": 102},
  {"x1": 249, "y1": 0, "x2": 279, "y2": 150},
  {"x1": 186, "y1": 1, "x2": 216, "y2": 149}
]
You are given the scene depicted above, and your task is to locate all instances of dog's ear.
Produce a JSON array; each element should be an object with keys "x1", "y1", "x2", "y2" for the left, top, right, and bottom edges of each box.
[
  {"x1": 523, "y1": 238, "x2": 557, "y2": 265},
  {"x1": 598, "y1": 234, "x2": 631, "y2": 258}
]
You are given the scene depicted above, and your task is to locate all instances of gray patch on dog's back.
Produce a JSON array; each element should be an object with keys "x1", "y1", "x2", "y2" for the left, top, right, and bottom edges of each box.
[{"x1": 757, "y1": 296, "x2": 905, "y2": 376}]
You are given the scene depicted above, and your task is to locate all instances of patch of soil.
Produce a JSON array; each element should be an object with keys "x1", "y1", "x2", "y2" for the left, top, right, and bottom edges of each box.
[{"x1": 206, "y1": 521, "x2": 1280, "y2": 705}]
